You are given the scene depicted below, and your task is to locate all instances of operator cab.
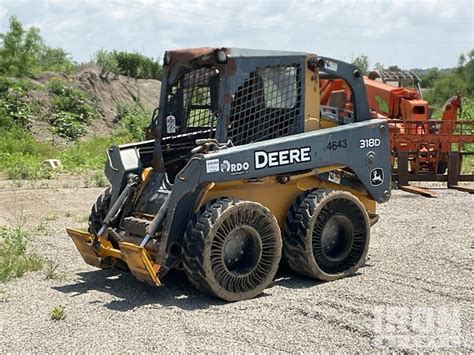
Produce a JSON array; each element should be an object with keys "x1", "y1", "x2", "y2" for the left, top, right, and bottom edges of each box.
[{"x1": 150, "y1": 48, "x2": 370, "y2": 183}]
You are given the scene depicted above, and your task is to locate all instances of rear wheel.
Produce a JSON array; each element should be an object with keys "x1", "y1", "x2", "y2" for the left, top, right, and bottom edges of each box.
[
  {"x1": 183, "y1": 198, "x2": 282, "y2": 301},
  {"x1": 283, "y1": 189, "x2": 370, "y2": 281}
]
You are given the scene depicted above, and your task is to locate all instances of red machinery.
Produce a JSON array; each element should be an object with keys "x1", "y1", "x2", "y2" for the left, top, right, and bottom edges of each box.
[{"x1": 320, "y1": 70, "x2": 474, "y2": 196}]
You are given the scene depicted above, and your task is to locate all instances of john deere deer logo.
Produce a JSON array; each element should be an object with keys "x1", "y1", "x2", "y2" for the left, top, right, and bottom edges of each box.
[{"x1": 370, "y1": 168, "x2": 384, "y2": 186}]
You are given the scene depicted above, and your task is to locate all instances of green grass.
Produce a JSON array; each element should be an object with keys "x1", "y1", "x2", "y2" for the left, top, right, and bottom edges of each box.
[
  {"x1": 0, "y1": 98, "x2": 150, "y2": 180},
  {"x1": 0, "y1": 131, "x2": 127, "y2": 179},
  {"x1": 0, "y1": 224, "x2": 43, "y2": 282},
  {"x1": 0, "y1": 128, "x2": 57, "y2": 179},
  {"x1": 59, "y1": 135, "x2": 128, "y2": 172}
]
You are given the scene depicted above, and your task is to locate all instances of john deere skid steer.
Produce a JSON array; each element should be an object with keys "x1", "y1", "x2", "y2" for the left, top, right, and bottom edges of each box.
[{"x1": 67, "y1": 48, "x2": 391, "y2": 301}]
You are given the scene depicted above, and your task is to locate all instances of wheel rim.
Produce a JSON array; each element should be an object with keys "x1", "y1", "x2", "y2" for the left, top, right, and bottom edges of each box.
[
  {"x1": 210, "y1": 208, "x2": 279, "y2": 294},
  {"x1": 312, "y1": 197, "x2": 367, "y2": 274},
  {"x1": 222, "y1": 226, "x2": 262, "y2": 276},
  {"x1": 321, "y1": 214, "x2": 353, "y2": 262}
]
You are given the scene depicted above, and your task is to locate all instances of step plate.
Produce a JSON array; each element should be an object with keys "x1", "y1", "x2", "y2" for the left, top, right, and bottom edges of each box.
[
  {"x1": 66, "y1": 228, "x2": 106, "y2": 268},
  {"x1": 119, "y1": 242, "x2": 161, "y2": 286}
]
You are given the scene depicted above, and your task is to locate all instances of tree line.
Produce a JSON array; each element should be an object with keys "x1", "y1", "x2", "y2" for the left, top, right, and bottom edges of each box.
[
  {"x1": 351, "y1": 51, "x2": 474, "y2": 108},
  {"x1": 1, "y1": 15, "x2": 471, "y2": 109},
  {"x1": 0, "y1": 15, "x2": 162, "y2": 80}
]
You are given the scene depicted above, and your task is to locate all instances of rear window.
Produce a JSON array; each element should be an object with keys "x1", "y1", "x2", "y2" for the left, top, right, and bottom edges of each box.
[{"x1": 257, "y1": 67, "x2": 298, "y2": 109}]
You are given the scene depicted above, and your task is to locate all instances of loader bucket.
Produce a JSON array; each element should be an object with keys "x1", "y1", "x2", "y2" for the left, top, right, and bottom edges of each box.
[
  {"x1": 66, "y1": 228, "x2": 161, "y2": 286},
  {"x1": 119, "y1": 242, "x2": 161, "y2": 286},
  {"x1": 66, "y1": 228, "x2": 110, "y2": 268}
]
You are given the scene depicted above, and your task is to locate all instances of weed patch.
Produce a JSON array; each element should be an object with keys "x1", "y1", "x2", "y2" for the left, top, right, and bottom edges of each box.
[
  {"x1": 50, "y1": 305, "x2": 66, "y2": 320},
  {"x1": 0, "y1": 225, "x2": 43, "y2": 282},
  {"x1": 44, "y1": 258, "x2": 60, "y2": 280}
]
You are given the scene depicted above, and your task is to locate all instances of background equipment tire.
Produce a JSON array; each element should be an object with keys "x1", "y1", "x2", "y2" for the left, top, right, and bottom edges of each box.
[
  {"x1": 283, "y1": 189, "x2": 370, "y2": 281},
  {"x1": 183, "y1": 198, "x2": 282, "y2": 301},
  {"x1": 88, "y1": 187, "x2": 111, "y2": 235}
]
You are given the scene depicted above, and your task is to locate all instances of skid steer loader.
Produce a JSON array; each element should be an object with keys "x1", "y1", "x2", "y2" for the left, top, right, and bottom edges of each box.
[{"x1": 67, "y1": 48, "x2": 391, "y2": 301}]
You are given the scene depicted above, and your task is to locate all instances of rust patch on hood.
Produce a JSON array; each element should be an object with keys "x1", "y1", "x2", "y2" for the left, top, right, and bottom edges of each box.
[{"x1": 168, "y1": 47, "x2": 217, "y2": 65}]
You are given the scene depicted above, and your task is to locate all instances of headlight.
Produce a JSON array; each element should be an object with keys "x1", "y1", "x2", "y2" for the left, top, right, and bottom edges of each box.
[{"x1": 216, "y1": 49, "x2": 227, "y2": 63}]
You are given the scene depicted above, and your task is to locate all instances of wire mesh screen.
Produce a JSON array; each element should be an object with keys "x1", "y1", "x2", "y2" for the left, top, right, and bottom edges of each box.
[
  {"x1": 228, "y1": 64, "x2": 302, "y2": 145},
  {"x1": 165, "y1": 67, "x2": 218, "y2": 137},
  {"x1": 183, "y1": 68, "x2": 216, "y2": 129}
]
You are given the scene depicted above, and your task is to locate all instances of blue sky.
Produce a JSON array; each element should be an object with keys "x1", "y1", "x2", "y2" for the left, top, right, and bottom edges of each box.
[{"x1": 0, "y1": 0, "x2": 472, "y2": 69}]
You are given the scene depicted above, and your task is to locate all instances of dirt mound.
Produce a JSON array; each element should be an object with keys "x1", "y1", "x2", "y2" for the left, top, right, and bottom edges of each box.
[
  {"x1": 28, "y1": 64, "x2": 161, "y2": 141},
  {"x1": 72, "y1": 64, "x2": 161, "y2": 127}
]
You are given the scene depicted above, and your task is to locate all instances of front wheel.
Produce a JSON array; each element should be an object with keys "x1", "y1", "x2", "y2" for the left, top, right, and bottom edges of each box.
[
  {"x1": 88, "y1": 187, "x2": 111, "y2": 235},
  {"x1": 183, "y1": 198, "x2": 282, "y2": 301}
]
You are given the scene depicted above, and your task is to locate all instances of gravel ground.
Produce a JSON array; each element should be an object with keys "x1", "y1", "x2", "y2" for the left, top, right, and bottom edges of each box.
[{"x1": 0, "y1": 184, "x2": 472, "y2": 352}]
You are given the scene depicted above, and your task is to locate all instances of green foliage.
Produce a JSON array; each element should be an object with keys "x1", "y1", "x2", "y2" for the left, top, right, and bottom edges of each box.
[
  {"x1": 455, "y1": 49, "x2": 474, "y2": 98},
  {"x1": 373, "y1": 62, "x2": 384, "y2": 71},
  {"x1": 0, "y1": 15, "x2": 43, "y2": 77},
  {"x1": 419, "y1": 68, "x2": 441, "y2": 88},
  {"x1": 0, "y1": 75, "x2": 41, "y2": 93},
  {"x1": 48, "y1": 79, "x2": 97, "y2": 140},
  {"x1": 94, "y1": 49, "x2": 162, "y2": 80},
  {"x1": 113, "y1": 50, "x2": 162, "y2": 79},
  {"x1": 459, "y1": 97, "x2": 474, "y2": 120},
  {"x1": 38, "y1": 47, "x2": 75, "y2": 74},
  {"x1": 116, "y1": 102, "x2": 150, "y2": 141},
  {"x1": 49, "y1": 79, "x2": 96, "y2": 118},
  {"x1": 50, "y1": 112, "x2": 87, "y2": 139},
  {"x1": 0, "y1": 76, "x2": 41, "y2": 130},
  {"x1": 0, "y1": 15, "x2": 75, "y2": 76},
  {"x1": 424, "y1": 75, "x2": 467, "y2": 107},
  {"x1": 352, "y1": 54, "x2": 369, "y2": 75},
  {"x1": 50, "y1": 305, "x2": 66, "y2": 321},
  {"x1": 0, "y1": 223, "x2": 43, "y2": 283},
  {"x1": 458, "y1": 98, "x2": 473, "y2": 172},
  {"x1": 95, "y1": 49, "x2": 119, "y2": 79},
  {"x1": 420, "y1": 49, "x2": 474, "y2": 108},
  {"x1": 0, "y1": 86, "x2": 34, "y2": 129}
]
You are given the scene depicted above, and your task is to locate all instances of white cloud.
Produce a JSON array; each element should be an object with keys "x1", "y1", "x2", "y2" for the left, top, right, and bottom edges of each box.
[
  {"x1": 0, "y1": 0, "x2": 472, "y2": 68},
  {"x1": 54, "y1": 18, "x2": 81, "y2": 31},
  {"x1": 0, "y1": 5, "x2": 9, "y2": 29}
]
